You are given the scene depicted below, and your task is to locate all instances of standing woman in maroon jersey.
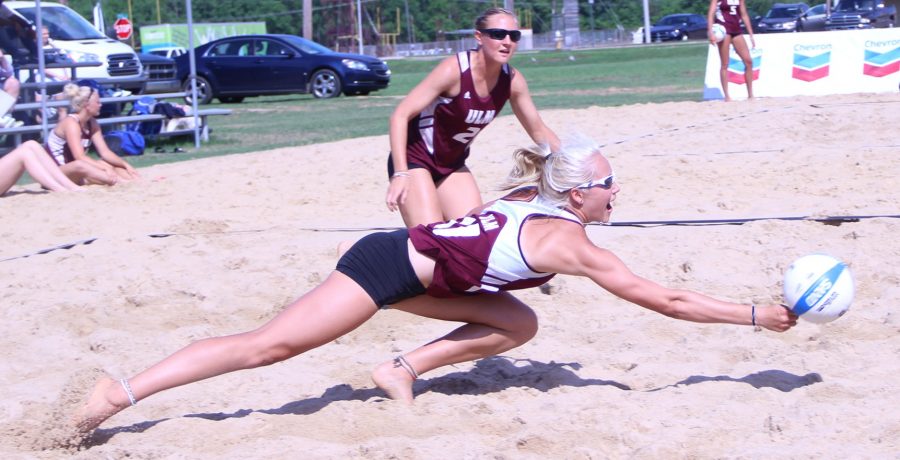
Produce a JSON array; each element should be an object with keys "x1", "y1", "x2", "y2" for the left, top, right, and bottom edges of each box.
[
  {"x1": 385, "y1": 7, "x2": 560, "y2": 227},
  {"x1": 707, "y1": 0, "x2": 756, "y2": 101}
]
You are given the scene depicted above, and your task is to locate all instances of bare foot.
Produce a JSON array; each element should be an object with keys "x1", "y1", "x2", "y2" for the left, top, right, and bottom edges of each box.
[
  {"x1": 72, "y1": 377, "x2": 130, "y2": 433},
  {"x1": 371, "y1": 360, "x2": 415, "y2": 404}
]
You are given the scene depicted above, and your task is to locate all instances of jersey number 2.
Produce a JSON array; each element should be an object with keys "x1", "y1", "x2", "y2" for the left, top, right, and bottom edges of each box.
[{"x1": 452, "y1": 127, "x2": 481, "y2": 144}]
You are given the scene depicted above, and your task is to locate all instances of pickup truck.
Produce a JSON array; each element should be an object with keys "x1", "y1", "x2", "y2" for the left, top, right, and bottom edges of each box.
[
  {"x1": 825, "y1": 0, "x2": 896, "y2": 29},
  {"x1": 137, "y1": 53, "x2": 180, "y2": 94}
]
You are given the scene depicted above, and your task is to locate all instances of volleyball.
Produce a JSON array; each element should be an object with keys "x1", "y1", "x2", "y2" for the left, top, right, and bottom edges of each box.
[
  {"x1": 783, "y1": 254, "x2": 853, "y2": 323},
  {"x1": 711, "y1": 23, "x2": 726, "y2": 43}
]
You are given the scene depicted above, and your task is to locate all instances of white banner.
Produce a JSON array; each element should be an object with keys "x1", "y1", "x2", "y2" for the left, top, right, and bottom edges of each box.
[{"x1": 703, "y1": 28, "x2": 900, "y2": 100}]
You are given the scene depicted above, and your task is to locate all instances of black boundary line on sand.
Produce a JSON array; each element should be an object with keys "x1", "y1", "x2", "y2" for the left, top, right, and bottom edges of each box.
[
  {"x1": 3, "y1": 214, "x2": 898, "y2": 263},
  {"x1": 0, "y1": 237, "x2": 98, "y2": 263}
]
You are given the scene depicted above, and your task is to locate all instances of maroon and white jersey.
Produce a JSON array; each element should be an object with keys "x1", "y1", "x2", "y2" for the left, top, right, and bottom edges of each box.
[
  {"x1": 715, "y1": 0, "x2": 743, "y2": 35},
  {"x1": 409, "y1": 188, "x2": 583, "y2": 298},
  {"x1": 45, "y1": 114, "x2": 91, "y2": 166},
  {"x1": 406, "y1": 50, "x2": 512, "y2": 177}
]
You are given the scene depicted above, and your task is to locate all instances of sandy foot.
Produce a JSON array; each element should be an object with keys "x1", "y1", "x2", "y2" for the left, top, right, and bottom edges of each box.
[
  {"x1": 371, "y1": 359, "x2": 416, "y2": 404},
  {"x1": 72, "y1": 376, "x2": 130, "y2": 434}
]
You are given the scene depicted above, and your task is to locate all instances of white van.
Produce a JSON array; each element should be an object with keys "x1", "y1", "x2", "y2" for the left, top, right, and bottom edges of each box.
[{"x1": 2, "y1": 1, "x2": 144, "y2": 90}]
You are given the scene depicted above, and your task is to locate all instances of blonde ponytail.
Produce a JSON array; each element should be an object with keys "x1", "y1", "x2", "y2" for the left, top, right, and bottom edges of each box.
[
  {"x1": 61, "y1": 83, "x2": 94, "y2": 113},
  {"x1": 498, "y1": 137, "x2": 603, "y2": 207}
]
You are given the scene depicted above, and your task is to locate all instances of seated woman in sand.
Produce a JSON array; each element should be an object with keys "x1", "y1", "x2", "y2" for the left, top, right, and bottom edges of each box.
[
  {"x1": 75, "y1": 139, "x2": 797, "y2": 435},
  {"x1": 1, "y1": 140, "x2": 82, "y2": 195},
  {"x1": 45, "y1": 83, "x2": 140, "y2": 186}
]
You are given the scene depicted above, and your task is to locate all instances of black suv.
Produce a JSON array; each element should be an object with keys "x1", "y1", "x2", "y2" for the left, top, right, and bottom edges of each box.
[
  {"x1": 757, "y1": 3, "x2": 811, "y2": 32},
  {"x1": 826, "y1": 0, "x2": 896, "y2": 29}
]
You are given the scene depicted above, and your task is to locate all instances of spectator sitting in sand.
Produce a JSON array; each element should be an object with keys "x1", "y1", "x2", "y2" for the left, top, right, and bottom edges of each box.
[{"x1": 44, "y1": 83, "x2": 139, "y2": 185}]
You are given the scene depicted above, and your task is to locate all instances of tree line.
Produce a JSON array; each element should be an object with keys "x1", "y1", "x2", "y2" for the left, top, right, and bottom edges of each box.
[{"x1": 66, "y1": 0, "x2": 784, "y2": 47}]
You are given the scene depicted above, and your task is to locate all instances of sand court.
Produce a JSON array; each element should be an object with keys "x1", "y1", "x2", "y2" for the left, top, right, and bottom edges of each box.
[{"x1": 0, "y1": 93, "x2": 898, "y2": 457}]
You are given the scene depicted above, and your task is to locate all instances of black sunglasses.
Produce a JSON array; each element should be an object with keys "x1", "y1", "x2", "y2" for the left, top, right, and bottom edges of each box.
[{"x1": 478, "y1": 28, "x2": 522, "y2": 42}]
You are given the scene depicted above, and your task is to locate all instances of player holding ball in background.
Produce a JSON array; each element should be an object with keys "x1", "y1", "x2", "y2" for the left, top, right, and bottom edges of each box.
[{"x1": 708, "y1": 0, "x2": 757, "y2": 101}]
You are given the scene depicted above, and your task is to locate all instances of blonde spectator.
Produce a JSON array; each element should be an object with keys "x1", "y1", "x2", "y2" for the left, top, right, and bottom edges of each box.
[{"x1": 45, "y1": 83, "x2": 139, "y2": 185}]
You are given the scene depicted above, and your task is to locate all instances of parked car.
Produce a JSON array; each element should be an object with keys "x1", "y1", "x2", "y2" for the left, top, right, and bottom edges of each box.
[
  {"x1": 146, "y1": 46, "x2": 187, "y2": 60},
  {"x1": 138, "y1": 52, "x2": 180, "y2": 94},
  {"x1": 739, "y1": 9, "x2": 765, "y2": 33},
  {"x1": 650, "y1": 14, "x2": 709, "y2": 41},
  {"x1": 174, "y1": 34, "x2": 391, "y2": 104},
  {"x1": 798, "y1": 3, "x2": 830, "y2": 31},
  {"x1": 757, "y1": 3, "x2": 810, "y2": 32},
  {"x1": 826, "y1": 0, "x2": 896, "y2": 29}
]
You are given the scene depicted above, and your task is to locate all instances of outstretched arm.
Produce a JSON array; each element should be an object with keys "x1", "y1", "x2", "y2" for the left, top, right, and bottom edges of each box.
[{"x1": 529, "y1": 224, "x2": 797, "y2": 331}]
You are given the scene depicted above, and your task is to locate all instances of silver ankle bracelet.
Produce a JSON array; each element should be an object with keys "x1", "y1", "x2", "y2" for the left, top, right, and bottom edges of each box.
[
  {"x1": 120, "y1": 378, "x2": 138, "y2": 406},
  {"x1": 394, "y1": 355, "x2": 419, "y2": 379}
]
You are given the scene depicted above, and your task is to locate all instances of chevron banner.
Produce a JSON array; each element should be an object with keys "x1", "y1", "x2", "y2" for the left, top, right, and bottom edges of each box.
[{"x1": 704, "y1": 28, "x2": 900, "y2": 100}]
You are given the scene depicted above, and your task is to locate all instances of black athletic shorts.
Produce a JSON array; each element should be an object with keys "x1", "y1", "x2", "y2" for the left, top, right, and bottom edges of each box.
[
  {"x1": 336, "y1": 229, "x2": 426, "y2": 309},
  {"x1": 386, "y1": 153, "x2": 464, "y2": 183}
]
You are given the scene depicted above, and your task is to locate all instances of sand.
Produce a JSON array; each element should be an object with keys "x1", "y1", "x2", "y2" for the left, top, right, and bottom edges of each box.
[{"x1": 1, "y1": 93, "x2": 898, "y2": 458}]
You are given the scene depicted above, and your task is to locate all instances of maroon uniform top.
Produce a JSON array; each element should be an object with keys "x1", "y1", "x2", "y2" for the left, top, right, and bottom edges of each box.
[
  {"x1": 715, "y1": 0, "x2": 744, "y2": 35},
  {"x1": 45, "y1": 114, "x2": 91, "y2": 165},
  {"x1": 409, "y1": 187, "x2": 583, "y2": 298},
  {"x1": 405, "y1": 50, "x2": 512, "y2": 178}
]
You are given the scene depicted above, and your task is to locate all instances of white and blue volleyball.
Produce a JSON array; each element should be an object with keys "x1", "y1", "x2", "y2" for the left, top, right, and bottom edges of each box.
[
  {"x1": 783, "y1": 254, "x2": 853, "y2": 323},
  {"x1": 711, "y1": 23, "x2": 726, "y2": 43}
]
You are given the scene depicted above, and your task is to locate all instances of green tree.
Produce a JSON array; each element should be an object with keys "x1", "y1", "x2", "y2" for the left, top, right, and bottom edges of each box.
[{"x1": 60, "y1": 0, "x2": 780, "y2": 50}]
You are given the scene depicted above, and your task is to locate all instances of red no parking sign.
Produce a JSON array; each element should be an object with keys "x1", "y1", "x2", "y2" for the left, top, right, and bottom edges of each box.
[{"x1": 114, "y1": 17, "x2": 133, "y2": 40}]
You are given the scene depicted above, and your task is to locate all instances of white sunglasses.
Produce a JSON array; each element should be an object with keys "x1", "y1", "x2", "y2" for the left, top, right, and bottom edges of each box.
[{"x1": 575, "y1": 172, "x2": 616, "y2": 190}]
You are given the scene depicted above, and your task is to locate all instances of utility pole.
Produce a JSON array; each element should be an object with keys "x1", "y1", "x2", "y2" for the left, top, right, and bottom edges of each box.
[
  {"x1": 588, "y1": 0, "x2": 595, "y2": 45},
  {"x1": 643, "y1": 0, "x2": 651, "y2": 44},
  {"x1": 404, "y1": 0, "x2": 413, "y2": 43},
  {"x1": 357, "y1": 0, "x2": 363, "y2": 54},
  {"x1": 505, "y1": 0, "x2": 514, "y2": 11},
  {"x1": 303, "y1": 0, "x2": 312, "y2": 39},
  {"x1": 127, "y1": 0, "x2": 135, "y2": 49}
]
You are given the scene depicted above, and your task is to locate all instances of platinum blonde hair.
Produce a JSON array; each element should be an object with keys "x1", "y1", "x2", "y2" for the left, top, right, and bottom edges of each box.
[
  {"x1": 499, "y1": 137, "x2": 604, "y2": 207},
  {"x1": 61, "y1": 83, "x2": 94, "y2": 113}
]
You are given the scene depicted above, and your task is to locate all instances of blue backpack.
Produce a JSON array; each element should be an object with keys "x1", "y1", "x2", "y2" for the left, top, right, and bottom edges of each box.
[
  {"x1": 126, "y1": 96, "x2": 161, "y2": 135},
  {"x1": 104, "y1": 130, "x2": 146, "y2": 156}
]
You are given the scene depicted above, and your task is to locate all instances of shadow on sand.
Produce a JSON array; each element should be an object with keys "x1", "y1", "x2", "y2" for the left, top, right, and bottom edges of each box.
[{"x1": 88, "y1": 357, "x2": 821, "y2": 445}]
